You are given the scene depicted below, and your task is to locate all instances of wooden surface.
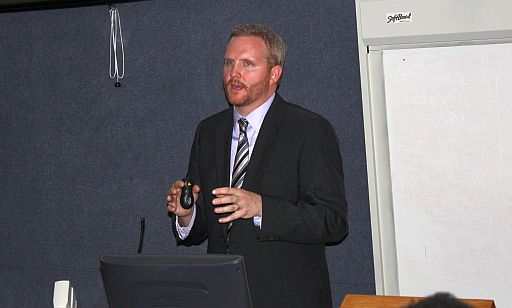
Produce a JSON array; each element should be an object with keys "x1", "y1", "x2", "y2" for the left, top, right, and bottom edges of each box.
[{"x1": 340, "y1": 294, "x2": 496, "y2": 308}]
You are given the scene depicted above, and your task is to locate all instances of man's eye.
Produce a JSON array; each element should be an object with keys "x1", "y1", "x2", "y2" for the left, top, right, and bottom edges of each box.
[{"x1": 224, "y1": 60, "x2": 234, "y2": 66}]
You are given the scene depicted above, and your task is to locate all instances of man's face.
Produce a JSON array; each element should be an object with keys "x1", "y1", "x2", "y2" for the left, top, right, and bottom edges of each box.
[{"x1": 223, "y1": 36, "x2": 275, "y2": 113}]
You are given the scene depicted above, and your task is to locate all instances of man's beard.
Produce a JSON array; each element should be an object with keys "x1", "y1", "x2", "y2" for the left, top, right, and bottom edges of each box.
[{"x1": 224, "y1": 77, "x2": 270, "y2": 108}]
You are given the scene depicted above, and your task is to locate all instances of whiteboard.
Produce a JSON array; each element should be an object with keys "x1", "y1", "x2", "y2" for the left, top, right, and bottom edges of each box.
[{"x1": 383, "y1": 43, "x2": 512, "y2": 306}]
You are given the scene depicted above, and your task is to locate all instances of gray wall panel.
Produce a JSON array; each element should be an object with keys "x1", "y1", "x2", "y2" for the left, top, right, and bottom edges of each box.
[{"x1": 0, "y1": 1, "x2": 373, "y2": 307}]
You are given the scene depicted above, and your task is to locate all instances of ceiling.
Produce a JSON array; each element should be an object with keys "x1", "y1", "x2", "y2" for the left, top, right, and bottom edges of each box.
[{"x1": 0, "y1": 0, "x2": 139, "y2": 12}]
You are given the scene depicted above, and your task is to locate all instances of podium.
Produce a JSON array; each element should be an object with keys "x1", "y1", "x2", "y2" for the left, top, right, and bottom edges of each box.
[{"x1": 340, "y1": 294, "x2": 496, "y2": 308}]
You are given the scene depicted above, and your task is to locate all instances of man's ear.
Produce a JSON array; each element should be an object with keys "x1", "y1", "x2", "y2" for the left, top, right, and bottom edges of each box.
[{"x1": 269, "y1": 65, "x2": 283, "y2": 86}]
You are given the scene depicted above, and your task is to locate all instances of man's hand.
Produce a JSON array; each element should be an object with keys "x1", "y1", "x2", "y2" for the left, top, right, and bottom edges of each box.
[
  {"x1": 167, "y1": 180, "x2": 200, "y2": 226},
  {"x1": 211, "y1": 187, "x2": 262, "y2": 223}
]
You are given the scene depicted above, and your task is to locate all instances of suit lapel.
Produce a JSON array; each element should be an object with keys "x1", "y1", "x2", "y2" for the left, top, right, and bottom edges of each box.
[
  {"x1": 215, "y1": 110, "x2": 233, "y2": 235},
  {"x1": 216, "y1": 110, "x2": 233, "y2": 188},
  {"x1": 242, "y1": 95, "x2": 285, "y2": 191}
]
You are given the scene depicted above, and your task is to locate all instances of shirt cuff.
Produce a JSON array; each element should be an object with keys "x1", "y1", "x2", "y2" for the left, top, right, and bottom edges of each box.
[
  {"x1": 253, "y1": 215, "x2": 262, "y2": 228},
  {"x1": 175, "y1": 205, "x2": 196, "y2": 239}
]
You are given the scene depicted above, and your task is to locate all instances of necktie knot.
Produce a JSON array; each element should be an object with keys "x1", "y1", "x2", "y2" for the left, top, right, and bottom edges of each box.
[{"x1": 238, "y1": 117, "x2": 248, "y2": 133}]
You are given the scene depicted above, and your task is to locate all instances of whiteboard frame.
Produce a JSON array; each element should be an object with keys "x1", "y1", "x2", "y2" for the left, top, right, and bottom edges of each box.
[{"x1": 355, "y1": 0, "x2": 512, "y2": 295}]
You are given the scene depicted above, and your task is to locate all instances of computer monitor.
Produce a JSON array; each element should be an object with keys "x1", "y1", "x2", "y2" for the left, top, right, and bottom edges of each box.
[{"x1": 100, "y1": 254, "x2": 252, "y2": 308}]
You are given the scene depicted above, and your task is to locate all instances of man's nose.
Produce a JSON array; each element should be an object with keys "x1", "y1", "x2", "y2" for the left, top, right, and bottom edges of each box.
[{"x1": 229, "y1": 62, "x2": 242, "y2": 78}]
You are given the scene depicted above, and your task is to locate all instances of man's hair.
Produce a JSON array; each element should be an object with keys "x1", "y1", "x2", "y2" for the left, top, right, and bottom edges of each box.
[
  {"x1": 407, "y1": 293, "x2": 472, "y2": 308},
  {"x1": 229, "y1": 24, "x2": 286, "y2": 68}
]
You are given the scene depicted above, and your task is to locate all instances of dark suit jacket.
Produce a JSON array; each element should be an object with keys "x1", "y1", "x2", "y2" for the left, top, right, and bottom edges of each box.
[{"x1": 172, "y1": 94, "x2": 348, "y2": 308}]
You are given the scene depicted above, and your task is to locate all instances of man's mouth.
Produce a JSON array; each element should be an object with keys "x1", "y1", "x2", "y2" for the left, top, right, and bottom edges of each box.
[{"x1": 229, "y1": 80, "x2": 246, "y2": 91}]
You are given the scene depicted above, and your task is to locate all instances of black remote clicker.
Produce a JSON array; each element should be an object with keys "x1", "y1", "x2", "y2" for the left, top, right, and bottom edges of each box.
[{"x1": 180, "y1": 177, "x2": 194, "y2": 209}]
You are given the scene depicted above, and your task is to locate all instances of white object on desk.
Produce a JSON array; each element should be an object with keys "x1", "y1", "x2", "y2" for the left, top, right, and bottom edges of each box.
[{"x1": 53, "y1": 280, "x2": 77, "y2": 308}]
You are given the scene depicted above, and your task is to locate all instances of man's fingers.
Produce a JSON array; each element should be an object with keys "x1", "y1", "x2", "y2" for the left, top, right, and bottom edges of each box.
[
  {"x1": 168, "y1": 180, "x2": 186, "y2": 199},
  {"x1": 167, "y1": 202, "x2": 176, "y2": 213},
  {"x1": 213, "y1": 203, "x2": 239, "y2": 214},
  {"x1": 218, "y1": 210, "x2": 242, "y2": 223},
  {"x1": 211, "y1": 187, "x2": 242, "y2": 207},
  {"x1": 212, "y1": 195, "x2": 238, "y2": 206},
  {"x1": 168, "y1": 183, "x2": 179, "y2": 195},
  {"x1": 212, "y1": 187, "x2": 237, "y2": 196}
]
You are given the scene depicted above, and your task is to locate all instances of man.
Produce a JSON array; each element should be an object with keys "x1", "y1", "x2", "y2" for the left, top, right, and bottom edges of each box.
[{"x1": 167, "y1": 24, "x2": 348, "y2": 308}]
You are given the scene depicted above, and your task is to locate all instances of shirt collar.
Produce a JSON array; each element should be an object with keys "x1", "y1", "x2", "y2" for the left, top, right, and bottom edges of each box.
[{"x1": 233, "y1": 93, "x2": 275, "y2": 132}]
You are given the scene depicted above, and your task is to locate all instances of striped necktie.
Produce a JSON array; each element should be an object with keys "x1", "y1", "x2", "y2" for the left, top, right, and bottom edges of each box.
[
  {"x1": 226, "y1": 117, "x2": 249, "y2": 250},
  {"x1": 231, "y1": 118, "x2": 249, "y2": 188}
]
